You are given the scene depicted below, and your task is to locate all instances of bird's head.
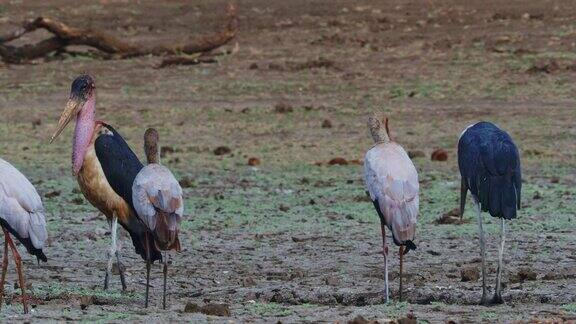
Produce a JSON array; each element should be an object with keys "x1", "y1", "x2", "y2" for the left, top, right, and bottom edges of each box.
[
  {"x1": 144, "y1": 128, "x2": 160, "y2": 164},
  {"x1": 367, "y1": 112, "x2": 391, "y2": 143},
  {"x1": 50, "y1": 74, "x2": 96, "y2": 143}
]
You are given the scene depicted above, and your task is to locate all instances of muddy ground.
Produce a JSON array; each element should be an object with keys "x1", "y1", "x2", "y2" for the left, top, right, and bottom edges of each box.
[{"x1": 0, "y1": 0, "x2": 575, "y2": 322}]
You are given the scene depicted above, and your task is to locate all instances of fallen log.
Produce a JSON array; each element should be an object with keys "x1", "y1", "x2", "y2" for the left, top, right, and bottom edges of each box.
[{"x1": 0, "y1": 1, "x2": 237, "y2": 63}]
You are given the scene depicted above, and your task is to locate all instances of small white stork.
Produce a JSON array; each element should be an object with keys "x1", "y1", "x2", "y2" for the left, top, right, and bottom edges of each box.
[
  {"x1": 132, "y1": 128, "x2": 183, "y2": 309},
  {"x1": 0, "y1": 158, "x2": 48, "y2": 314},
  {"x1": 363, "y1": 114, "x2": 419, "y2": 302},
  {"x1": 458, "y1": 121, "x2": 521, "y2": 305}
]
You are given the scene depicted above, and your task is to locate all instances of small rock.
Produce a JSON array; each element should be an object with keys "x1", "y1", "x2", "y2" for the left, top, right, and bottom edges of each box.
[
  {"x1": 328, "y1": 157, "x2": 348, "y2": 165},
  {"x1": 321, "y1": 119, "x2": 333, "y2": 128},
  {"x1": 32, "y1": 118, "x2": 42, "y2": 127},
  {"x1": 184, "y1": 302, "x2": 200, "y2": 313},
  {"x1": 241, "y1": 277, "x2": 256, "y2": 287},
  {"x1": 408, "y1": 150, "x2": 425, "y2": 159},
  {"x1": 431, "y1": 149, "x2": 448, "y2": 161},
  {"x1": 248, "y1": 157, "x2": 261, "y2": 166},
  {"x1": 461, "y1": 267, "x2": 480, "y2": 282},
  {"x1": 510, "y1": 268, "x2": 537, "y2": 283},
  {"x1": 279, "y1": 204, "x2": 290, "y2": 212},
  {"x1": 274, "y1": 102, "x2": 293, "y2": 113},
  {"x1": 80, "y1": 295, "x2": 94, "y2": 310},
  {"x1": 44, "y1": 190, "x2": 61, "y2": 198},
  {"x1": 213, "y1": 146, "x2": 231, "y2": 156},
  {"x1": 532, "y1": 191, "x2": 542, "y2": 200},
  {"x1": 324, "y1": 276, "x2": 340, "y2": 286},
  {"x1": 71, "y1": 197, "x2": 83, "y2": 205},
  {"x1": 200, "y1": 303, "x2": 231, "y2": 317},
  {"x1": 550, "y1": 176, "x2": 560, "y2": 184},
  {"x1": 179, "y1": 176, "x2": 195, "y2": 188},
  {"x1": 435, "y1": 208, "x2": 464, "y2": 225},
  {"x1": 249, "y1": 63, "x2": 259, "y2": 70}
]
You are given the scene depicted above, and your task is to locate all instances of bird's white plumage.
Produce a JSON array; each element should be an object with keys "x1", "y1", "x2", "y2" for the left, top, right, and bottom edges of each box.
[
  {"x1": 0, "y1": 158, "x2": 47, "y2": 249},
  {"x1": 364, "y1": 143, "x2": 419, "y2": 243},
  {"x1": 132, "y1": 164, "x2": 183, "y2": 231}
]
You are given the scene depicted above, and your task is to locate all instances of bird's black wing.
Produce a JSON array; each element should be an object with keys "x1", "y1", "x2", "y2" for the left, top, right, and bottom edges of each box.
[
  {"x1": 95, "y1": 123, "x2": 162, "y2": 262},
  {"x1": 94, "y1": 123, "x2": 143, "y2": 207},
  {"x1": 458, "y1": 122, "x2": 521, "y2": 219}
]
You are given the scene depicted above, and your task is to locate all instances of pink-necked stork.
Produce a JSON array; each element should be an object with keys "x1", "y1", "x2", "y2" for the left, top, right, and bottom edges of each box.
[
  {"x1": 132, "y1": 128, "x2": 183, "y2": 309},
  {"x1": 458, "y1": 121, "x2": 521, "y2": 305},
  {"x1": 0, "y1": 158, "x2": 48, "y2": 314},
  {"x1": 50, "y1": 74, "x2": 161, "y2": 293},
  {"x1": 364, "y1": 114, "x2": 419, "y2": 302}
]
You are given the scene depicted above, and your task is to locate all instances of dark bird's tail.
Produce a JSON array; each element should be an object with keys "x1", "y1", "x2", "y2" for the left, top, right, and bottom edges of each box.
[
  {"x1": 402, "y1": 240, "x2": 417, "y2": 255},
  {"x1": 121, "y1": 218, "x2": 162, "y2": 263},
  {"x1": 477, "y1": 174, "x2": 519, "y2": 220}
]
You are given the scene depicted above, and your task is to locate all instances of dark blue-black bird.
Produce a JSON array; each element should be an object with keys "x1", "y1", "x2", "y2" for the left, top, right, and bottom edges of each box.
[
  {"x1": 50, "y1": 74, "x2": 161, "y2": 297},
  {"x1": 458, "y1": 121, "x2": 521, "y2": 305}
]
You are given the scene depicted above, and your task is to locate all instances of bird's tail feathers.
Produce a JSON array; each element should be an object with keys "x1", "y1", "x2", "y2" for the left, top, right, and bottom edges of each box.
[{"x1": 477, "y1": 174, "x2": 518, "y2": 220}]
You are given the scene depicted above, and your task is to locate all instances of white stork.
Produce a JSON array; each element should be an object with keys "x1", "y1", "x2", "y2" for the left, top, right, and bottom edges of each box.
[
  {"x1": 0, "y1": 158, "x2": 48, "y2": 314},
  {"x1": 458, "y1": 121, "x2": 521, "y2": 305},
  {"x1": 363, "y1": 114, "x2": 419, "y2": 302},
  {"x1": 132, "y1": 128, "x2": 183, "y2": 309}
]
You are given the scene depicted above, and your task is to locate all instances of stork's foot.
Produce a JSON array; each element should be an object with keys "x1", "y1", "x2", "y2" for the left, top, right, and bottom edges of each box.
[
  {"x1": 490, "y1": 293, "x2": 504, "y2": 305},
  {"x1": 480, "y1": 293, "x2": 490, "y2": 306}
]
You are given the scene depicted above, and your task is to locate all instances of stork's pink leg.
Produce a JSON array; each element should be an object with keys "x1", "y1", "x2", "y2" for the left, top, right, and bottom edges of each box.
[
  {"x1": 399, "y1": 246, "x2": 404, "y2": 301},
  {"x1": 380, "y1": 222, "x2": 389, "y2": 303},
  {"x1": 144, "y1": 232, "x2": 151, "y2": 308},
  {"x1": 6, "y1": 233, "x2": 28, "y2": 314},
  {"x1": 0, "y1": 232, "x2": 9, "y2": 311}
]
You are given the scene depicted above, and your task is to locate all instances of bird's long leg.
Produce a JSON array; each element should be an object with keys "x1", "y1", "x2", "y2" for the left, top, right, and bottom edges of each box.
[
  {"x1": 476, "y1": 201, "x2": 489, "y2": 305},
  {"x1": 0, "y1": 231, "x2": 9, "y2": 311},
  {"x1": 492, "y1": 218, "x2": 506, "y2": 304},
  {"x1": 380, "y1": 222, "x2": 389, "y2": 303},
  {"x1": 104, "y1": 216, "x2": 118, "y2": 290},
  {"x1": 6, "y1": 233, "x2": 28, "y2": 314},
  {"x1": 114, "y1": 223, "x2": 127, "y2": 292},
  {"x1": 144, "y1": 232, "x2": 151, "y2": 308},
  {"x1": 399, "y1": 246, "x2": 404, "y2": 301},
  {"x1": 163, "y1": 251, "x2": 168, "y2": 310}
]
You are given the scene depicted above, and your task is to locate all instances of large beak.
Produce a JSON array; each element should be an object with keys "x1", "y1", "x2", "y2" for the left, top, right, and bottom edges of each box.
[{"x1": 50, "y1": 96, "x2": 84, "y2": 143}]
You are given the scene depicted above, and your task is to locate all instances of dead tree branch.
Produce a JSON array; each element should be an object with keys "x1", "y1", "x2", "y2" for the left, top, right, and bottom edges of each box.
[{"x1": 0, "y1": 1, "x2": 237, "y2": 63}]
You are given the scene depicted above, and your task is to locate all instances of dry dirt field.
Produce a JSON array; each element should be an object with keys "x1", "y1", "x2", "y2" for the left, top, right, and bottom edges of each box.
[{"x1": 0, "y1": 0, "x2": 575, "y2": 322}]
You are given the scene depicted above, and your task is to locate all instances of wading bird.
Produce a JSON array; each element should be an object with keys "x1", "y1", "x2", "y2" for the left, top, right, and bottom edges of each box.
[
  {"x1": 364, "y1": 114, "x2": 419, "y2": 302},
  {"x1": 458, "y1": 121, "x2": 521, "y2": 305},
  {"x1": 0, "y1": 159, "x2": 47, "y2": 314},
  {"x1": 132, "y1": 128, "x2": 183, "y2": 309},
  {"x1": 50, "y1": 74, "x2": 161, "y2": 292}
]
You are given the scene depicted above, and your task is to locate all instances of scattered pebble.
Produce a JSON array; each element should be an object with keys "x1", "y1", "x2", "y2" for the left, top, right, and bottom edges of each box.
[
  {"x1": 321, "y1": 119, "x2": 333, "y2": 128},
  {"x1": 461, "y1": 267, "x2": 480, "y2": 282},
  {"x1": 279, "y1": 204, "x2": 290, "y2": 212},
  {"x1": 431, "y1": 149, "x2": 448, "y2": 161},
  {"x1": 214, "y1": 146, "x2": 231, "y2": 156},
  {"x1": 408, "y1": 150, "x2": 425, "y2": 159},
  {"x1": 179, "y1": 176, "x2": 195, "y2": 188},
  {"x1": 274, "y1": 102, "x2": 293, "y2": 113},
  {"x1": 328, "y1": 157, "x2": 348, "y2": 165},
  {"x1": 248, "y1": 157, "x2": 261, "y2": 166},
  {"x1": 44, "y1": 190, "x2": 61, "y2": 198}
]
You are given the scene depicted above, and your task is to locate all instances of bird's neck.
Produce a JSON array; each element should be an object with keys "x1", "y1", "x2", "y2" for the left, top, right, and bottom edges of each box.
[
  {"x1": 145, "y1": 145, "x2": 160, "y2": 164},
  {"x1": 72, "y1": 95, "x2": 96, "y2": 175},
  {"x1": 370, "y1": 127, "x2": 390, "y2": 144}
]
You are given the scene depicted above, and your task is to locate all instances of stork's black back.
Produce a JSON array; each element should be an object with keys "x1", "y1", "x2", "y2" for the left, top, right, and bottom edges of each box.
[
  {"x1": 94, "y1": 123, "x2": 162, "y2": 262},
  {"x1": 458, "y1": 122, "x2": 521, "y2": 219}
]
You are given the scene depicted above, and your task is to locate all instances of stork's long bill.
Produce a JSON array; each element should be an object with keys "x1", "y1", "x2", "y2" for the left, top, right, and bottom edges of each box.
[{"x1": 49, "y1": 74, "x2": 96, "y2": 175}]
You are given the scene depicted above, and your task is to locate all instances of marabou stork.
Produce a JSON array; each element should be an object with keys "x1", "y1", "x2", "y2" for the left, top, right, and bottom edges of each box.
[
  {"x1": 132, "y1": 128, "x2": 183, "y2": 309},
  {"x1": 363, "y1": 114, "x2": 419, "y2": 302},
  {"x1": 458, "y1": 121, "x2": 521, "y2": 305},
  {"x1": 0, "y1": 158, "x2": 48, "y2": 314},
  {"x1": 50, "y1": 74, "x2": 161, "y2": 292}
]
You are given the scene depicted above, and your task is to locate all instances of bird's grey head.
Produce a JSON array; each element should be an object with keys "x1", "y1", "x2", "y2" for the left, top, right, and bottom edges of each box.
[{"x1": 367, "y1": 113, "x2": 391, "y2": 143}]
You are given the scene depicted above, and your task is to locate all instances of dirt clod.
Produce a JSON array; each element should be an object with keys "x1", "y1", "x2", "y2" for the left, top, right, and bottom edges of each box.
[
  {"x1": 274, "y1": 102, "x2": 294, "y2": 113},
  {"x1": 248, "y1": 157, "x2": 261, "y2": 166},
  {"x1": 408, "y1": 150, "x2": 425, "y2": 159},
  {"x1": 44, "y1": 190, "x2": 61, "y2": 198},
  {"x1": 321, "y1": 119, "x2": 333, "y2": 128},
  {"x1": 510, "y1": 268, "x2": 537, "y2": 283},
  {"x1": 328, "y1": 157, "x2": 348, "y2": 165},
  {"x1": 200, "y1": 303, "x2": 231, "y2": 317},
  {"x1": 435, "y1": 208, "x2": 464, "y2": 225},
  {"x1": 179, "y1": 176, "x2": 195, "y2": 188},
  {"x1": 431, "y1": 149, "x2": 448, "y2": 161},
  {"x1": 279, "y1": 204, "x2": 290, "y2": 212},
  {"x1": 461, "y1": 267, "x2": 480, "y2": 282},
  {"x1": 214, "y1": 146, "x2": 232, "y2": 155}
]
